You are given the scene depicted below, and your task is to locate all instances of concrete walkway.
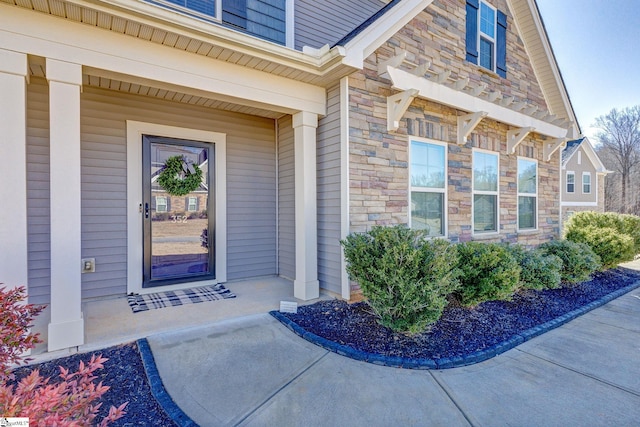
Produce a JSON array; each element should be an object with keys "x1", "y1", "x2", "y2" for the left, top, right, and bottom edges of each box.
[{"x1": 147, "y1": 285, "x2": 640, "y2": 427}]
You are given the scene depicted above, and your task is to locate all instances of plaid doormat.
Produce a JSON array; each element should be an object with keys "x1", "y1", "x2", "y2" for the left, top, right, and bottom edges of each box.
[{"x1": 127, "y1": 284, "x2": 236, "y2": 313}]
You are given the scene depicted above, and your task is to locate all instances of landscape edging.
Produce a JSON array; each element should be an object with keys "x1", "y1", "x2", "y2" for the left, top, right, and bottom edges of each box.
[
  {"x1": 270, "y1": 280, "x2": 640, "y2": 370},
  {"x1": 137, "y1": 338, "x2": 198, "y2": 426}
]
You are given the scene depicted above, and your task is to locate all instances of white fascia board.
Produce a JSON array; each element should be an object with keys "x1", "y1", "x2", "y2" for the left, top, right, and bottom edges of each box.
[
  {"x1": 65, "y1": 0, "x2": 344, "y2": 71},
  {"x1": 342, "y1": 0, "x2": 434, "y2": 68},
  {"x1": 0, "y1": 6, "x2": 326, "y2": 115},
  {"x1": 507, "y1": 0, "x2": 579, "y2": 135},
  {"x1": 580, "y1": 137, "x2": 608, "y2": 172},
  {"x1": 387, "y1": 66, "x2": 569, "y2": 139}
]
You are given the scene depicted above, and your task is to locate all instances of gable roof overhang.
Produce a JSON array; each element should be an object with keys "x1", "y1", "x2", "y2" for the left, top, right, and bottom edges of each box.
[
  {"x1": 506, "y1": 0, "x2": 580, "y2": 136},
  {"x1": 562, "y1": 137, "x2": 611, "y2": 174},
  {"x1": 3, "y1": 0, "x2": 582, "y2": 130}
]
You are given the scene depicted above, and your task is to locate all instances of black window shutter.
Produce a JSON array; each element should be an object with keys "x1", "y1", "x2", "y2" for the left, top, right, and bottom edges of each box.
[
  {"x1": 496, "y1": 10, "x2": 507, "y2": 78},
  {"x1": 465, "y1": 0, "x2": 479, "y2": 64},
  {"x1": 222, "y1": 0, "x2": 247, "y2": 29}
]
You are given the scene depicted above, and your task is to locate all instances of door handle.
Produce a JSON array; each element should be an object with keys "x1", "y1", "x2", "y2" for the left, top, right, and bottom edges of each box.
[{"x1": 145, "y1": 202, "x2": 150, "y2": 219}]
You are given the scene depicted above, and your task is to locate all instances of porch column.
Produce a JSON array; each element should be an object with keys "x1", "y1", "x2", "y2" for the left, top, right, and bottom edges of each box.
[
  {"x1": 0, "y1": 50, "x2": 28, "y2": 291},
  {"x1": 292, "y1": 111, "x2": 320, "y2": 300},
  {"x1": 46, "y1": 59, "x2": 84, "y2": 351}
]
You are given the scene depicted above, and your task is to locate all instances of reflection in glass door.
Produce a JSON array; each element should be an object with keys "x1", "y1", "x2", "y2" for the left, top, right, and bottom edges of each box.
[{"x1": 142, "y1": 136, "x2": 215, "y2": 287}]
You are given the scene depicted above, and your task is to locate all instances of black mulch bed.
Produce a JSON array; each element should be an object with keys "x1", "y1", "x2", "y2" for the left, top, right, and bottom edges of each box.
[
  {"x1": 276, "y1": 267, "x2": 640, "y2": 363},
  {"x1": 11, "y1": 341, "x2": 178, "y2": 426}
]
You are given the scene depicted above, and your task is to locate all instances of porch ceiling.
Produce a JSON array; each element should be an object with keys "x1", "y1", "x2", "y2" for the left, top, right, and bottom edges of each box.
[
  {"x1": 2, "y1": 0, "x2": 353, "y2": 87},
  {"x1": 28, "y1": 57, "x2": 284, "y2": 119}
]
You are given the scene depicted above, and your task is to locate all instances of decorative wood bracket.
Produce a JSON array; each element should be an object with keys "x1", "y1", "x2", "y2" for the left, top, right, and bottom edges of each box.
[
  {"x1": 507, "y1": 127, "x2": 535, "y2": 154},
  {"x1": 472, "y1": 83, "x2": 487, "y2": 96},
  {"x1": 453, "y1": 77, "x2": 469, "y2": 91},
  {"x1": 457, "y1": 111, "x2": 488, "y2": 145},
  {"x1": 412, "y1": 61, "x2": 431, "y2": 77},
  {"x1": 378, "y1": 51, "x2": 408, "y2": 79},
  {"x1": 544, "y1": 138, "x2": 567, "y2": 161},
  {"x1": 387, "y1": 89, "x2": 419, "y2": 131}
]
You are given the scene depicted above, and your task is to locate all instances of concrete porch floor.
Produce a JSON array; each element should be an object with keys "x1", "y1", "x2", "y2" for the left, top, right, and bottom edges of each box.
[{"x1": 30, "y1": 276, "x2": 330, "y2": 363}]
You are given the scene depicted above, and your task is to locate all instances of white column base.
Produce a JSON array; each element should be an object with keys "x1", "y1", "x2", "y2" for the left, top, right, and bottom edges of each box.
[
  {"x1": 48, "y1": 318, "x2": 84, "y2": 352},
  {"x1": 294, "y1": 279, "x2": 320, "y2": 301}
]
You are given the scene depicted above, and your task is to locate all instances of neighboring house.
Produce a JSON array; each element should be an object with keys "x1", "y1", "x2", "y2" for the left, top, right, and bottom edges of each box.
[
  {"x1": 0, "y1": 0, "x2": 580, "y2": 352},
  {"x1": 560, "y1": 137, "x2": 610, "y2": 225}
]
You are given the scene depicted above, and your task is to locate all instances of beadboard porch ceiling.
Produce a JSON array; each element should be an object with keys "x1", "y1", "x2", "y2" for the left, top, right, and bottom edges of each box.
[{"x1": 27, "y1": 56, "x2": 286, "y2": 119}]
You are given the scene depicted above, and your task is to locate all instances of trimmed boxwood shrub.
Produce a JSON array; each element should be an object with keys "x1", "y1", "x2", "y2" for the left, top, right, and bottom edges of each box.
[
  {"x1": 538, "y1": 240, "x2": 601, "y2": 284},
  {"x1": 565, "y1": 225, "x2": 635, "y2": 269},
  {"x1": 565, "y1": 211, "x2": 640, "y2": 255},
  {"x1": 455, "y1": 242, "x2": 521, "y2": 307},
  {"x1": 505, "y1": 244, "x2": 562, "y2": 290},
  {"x1": 341, "y1": 225, "x2": 459, "y2": 334}
]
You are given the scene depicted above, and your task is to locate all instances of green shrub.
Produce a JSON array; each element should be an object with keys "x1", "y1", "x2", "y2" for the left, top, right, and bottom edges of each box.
[
  {"x1": 538, "y1": 240, "x2": 601, "y2": 284},
  {"x1": 565, "y1": 225, "x2": 635, "y2": 269},
  {"x1": 565, "y1": 211, "x2": 640, "y2": 254},
  {"x1": 505, "y1": 244, "x2": 563, "y2": 290},
  {"x1": 341, "y1": 225, "x2": 459, "y2": 334},
  {"x1": 455, "y1": 242, "x2": 520, "y2": 307},
  {"x1": 619, "y1": 214, "x2": 640, "y2": 254}
]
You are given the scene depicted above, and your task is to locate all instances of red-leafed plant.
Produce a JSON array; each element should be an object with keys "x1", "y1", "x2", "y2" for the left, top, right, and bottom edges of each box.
[{"x1": 0, "y1": 285, "x2": 127, "y2": 425}]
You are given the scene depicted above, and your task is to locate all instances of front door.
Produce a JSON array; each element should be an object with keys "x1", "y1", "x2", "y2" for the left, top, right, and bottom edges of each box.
[{"x1": 142, "y1": 135, "x2": 215, "y2": 287}]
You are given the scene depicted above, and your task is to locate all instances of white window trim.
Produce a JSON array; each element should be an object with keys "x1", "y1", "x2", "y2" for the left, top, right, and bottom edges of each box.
[
  {"x1": 408, "y1": 137, "x2": 448, "y2": 238},
  {"x1": 517, "y1": 156, "x2": 538, "y2": 232},
  {"x1": 156, "y1": 196, "x2": 168, "y2": 212},
  {"x1": 187, "y1": 196, "x2": 198, "y2": 212},
  {"x1": 582, "y1": 171, "x2": 592, "y2": 194},
  {"x1": 126, "y1": 121, "x2": 227, "y2": 295},
  {"x1": 566, "y1": 170, "x2": 575, "y2": 193},
  {"x1": 472, "y1": 148, "x2": 500, "y2": 235},
  {"x1": 478, "y1": 1, "x2": 497, "y2": 72}
]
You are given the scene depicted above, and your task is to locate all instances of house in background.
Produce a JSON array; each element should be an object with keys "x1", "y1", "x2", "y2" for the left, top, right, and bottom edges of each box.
[
  {"x1": 0, "y1": 0, "x2": 580, "y2": 353},
  {"x1": 560, "y1": 137, "x2": 610, "y2": 225}
]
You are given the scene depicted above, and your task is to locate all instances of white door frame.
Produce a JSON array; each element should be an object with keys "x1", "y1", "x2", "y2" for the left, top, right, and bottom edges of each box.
[{"x1": 126, "y1": 121, "x2": 227, "y2": 294}]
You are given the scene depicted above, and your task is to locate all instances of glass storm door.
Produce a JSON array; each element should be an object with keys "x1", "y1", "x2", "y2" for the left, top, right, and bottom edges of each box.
[{"x1": 142, "y1": 135, "x2": 215, "y2": 287}]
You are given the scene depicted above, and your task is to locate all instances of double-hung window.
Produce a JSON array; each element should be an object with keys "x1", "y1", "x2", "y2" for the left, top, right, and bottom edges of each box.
[
  {"x1": 473, "y1": 150, "x2": 499, "y2": 233},
  {"x1": 478, "y1": 2, "x2": 496, "y2": 71},
  {"x1": 410, "y1": 139, "x2": 446, "y2": 237},
  {"x1": 517, "y1": 158, "x2": 537, "y2": 230},
  {"x1": 156, "y1": 196, "x2": 168, "y2": 213},
  {"x1": 187, "y1": 196, "x2": 198, "y2": 212},
  {"x1": 566, "y1": 171, "x2": 575, "y2": 193},
  {"x1": 583, "y1": 172, "x2": 592, "y2": 194},
  {"x1": 465, "y1": 0, "x2": 508, "y2": 77}
]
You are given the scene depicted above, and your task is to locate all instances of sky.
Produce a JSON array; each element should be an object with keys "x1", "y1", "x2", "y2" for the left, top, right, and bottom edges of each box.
[{"x1": 535, "y1": 0, "x2": 640, "y2": 144}]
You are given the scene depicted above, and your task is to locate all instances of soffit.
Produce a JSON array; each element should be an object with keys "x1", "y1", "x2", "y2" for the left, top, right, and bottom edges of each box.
[
  {"x1": 507, "y1": 0, "x2": 579, "y2": 133},
  {"x1": 1, "y1": 0, "x2": 353, "y2": 86},
  {"x1": 28, "y1": 57, "x2": 284, "y2": 118}
]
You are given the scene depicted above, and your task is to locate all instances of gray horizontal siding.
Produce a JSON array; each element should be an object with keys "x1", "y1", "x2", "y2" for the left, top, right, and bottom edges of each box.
[
  {"x1": 80, "y1": 85, "x2": 278, "y2": 296},
  {"x1": 247, "y1": 0, "x2": 286, "y2": 44},
  {"x1": 26, "y1": 78, "x2": 51, "y2": 305},
  {"x1": 277, "y1": 115, "x2": 295, "y2": 280},
  {"x1": 294, "y1": 0, "x2": 385, "y2": 49},
  {"x1": 317, "y1": 83, "x2": 342, "y2": 295},
  {"x1": 26, "y1": 78, "x2": 278, "y2": 302}
]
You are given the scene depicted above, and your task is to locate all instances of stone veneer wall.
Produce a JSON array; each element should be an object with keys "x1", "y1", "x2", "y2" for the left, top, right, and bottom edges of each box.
[{"x1": 347, "y1": 0, "x2": 562, "y2": 251}]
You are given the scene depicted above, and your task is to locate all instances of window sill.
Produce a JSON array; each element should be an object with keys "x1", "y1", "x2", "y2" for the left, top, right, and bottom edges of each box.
[
  {"x1": 517, "y1": 228, "x2": 538, "y2": 234},
  {"x1": 467, "y1": 62, "x2": 502, "y2": 80},
  {"x1": 471, "y1": 232, "x2": 500, "y2": 240}
]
